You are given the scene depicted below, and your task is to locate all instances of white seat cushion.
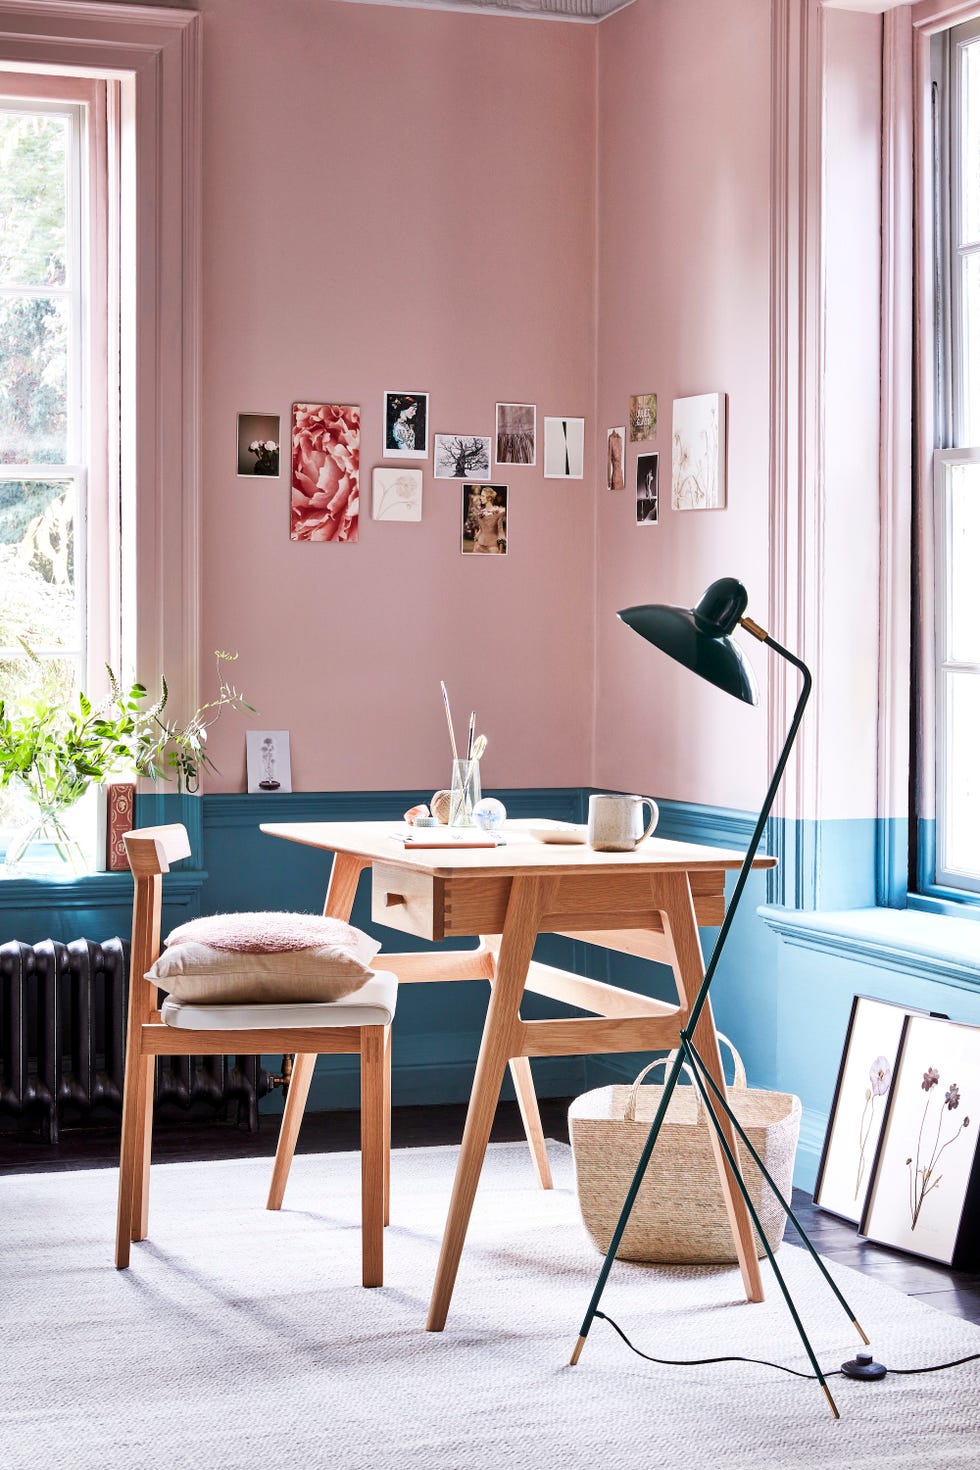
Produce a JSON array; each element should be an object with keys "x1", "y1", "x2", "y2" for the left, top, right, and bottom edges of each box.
[{"x1": 160, "y1": 970, "x2": 397, "y2": 1030}]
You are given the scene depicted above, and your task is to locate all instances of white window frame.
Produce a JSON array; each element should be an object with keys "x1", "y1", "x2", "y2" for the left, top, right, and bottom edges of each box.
[
  {"x1": 933, "y1": 448, "x2": 980, "y2": 892},
  {"x1": 929, "y1": 16, "x2": 980, "y2": 899}
]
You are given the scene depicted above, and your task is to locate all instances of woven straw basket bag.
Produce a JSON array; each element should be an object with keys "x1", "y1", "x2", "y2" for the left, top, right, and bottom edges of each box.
[{"x1": 569, "y1": 1035, "x2": 801, "y2": 1264}]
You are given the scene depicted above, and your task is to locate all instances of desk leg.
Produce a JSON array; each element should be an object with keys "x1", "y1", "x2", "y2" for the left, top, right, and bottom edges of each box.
[
  {"x1": 267, "y1": 853, "x2": 368, "y2": 1212},
  {"x1": 483, "y1": 935, "x2": 553, "y2": 1191},
  {"x1": 658, "y1": 872, "x2": 765, "y2": 1305},
  {"x1": 427, "y1": 877, "x2": 543, "y2": 1331}
]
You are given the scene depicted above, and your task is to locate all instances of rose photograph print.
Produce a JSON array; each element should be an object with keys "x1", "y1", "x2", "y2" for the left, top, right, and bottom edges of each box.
[
  {"x1": 291, "y1": 402, "x2": 360, "y2": 543},
  {"x1": 237, "y1": 413, "x2": 280, "y2": 476},
  {"x1": 628, "y1": 393, "x2": 657, "y2": 443}
]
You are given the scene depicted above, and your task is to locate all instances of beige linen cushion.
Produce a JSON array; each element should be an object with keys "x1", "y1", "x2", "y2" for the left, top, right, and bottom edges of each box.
[{"x1": 146, "y1": 911, "x2": 382, "y2": 1005}]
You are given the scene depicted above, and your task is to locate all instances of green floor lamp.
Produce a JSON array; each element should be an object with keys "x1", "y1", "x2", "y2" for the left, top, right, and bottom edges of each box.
[{"x1": 568, "y1": 577, "x2": 869, "y2": 1418}]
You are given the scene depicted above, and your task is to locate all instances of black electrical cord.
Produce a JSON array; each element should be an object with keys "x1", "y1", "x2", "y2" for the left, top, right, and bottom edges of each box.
[{"x1": 595, "y1": 1311, "x2": 980, "y2": 1380}]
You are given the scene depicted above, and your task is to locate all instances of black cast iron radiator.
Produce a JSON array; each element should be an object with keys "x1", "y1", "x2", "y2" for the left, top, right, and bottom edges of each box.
[{"x1": 0, "y1": 938, "x2": 274, "y2": 1141}]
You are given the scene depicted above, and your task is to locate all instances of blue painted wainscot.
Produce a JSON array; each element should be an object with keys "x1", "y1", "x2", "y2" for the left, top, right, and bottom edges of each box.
[{"x1": 3, "y1": 789, "x2": 978, "y2": 1191}]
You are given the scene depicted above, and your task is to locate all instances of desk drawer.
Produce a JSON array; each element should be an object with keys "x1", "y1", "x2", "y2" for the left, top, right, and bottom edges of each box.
[{"x1": 371, "y1": 863, "x2": 446, "y2": 941}]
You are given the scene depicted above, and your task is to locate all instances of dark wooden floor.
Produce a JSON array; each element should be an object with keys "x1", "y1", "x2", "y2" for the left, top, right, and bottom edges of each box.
[{"x1": 3, "y1": 1099, "x2": 979, "y2": 1326}]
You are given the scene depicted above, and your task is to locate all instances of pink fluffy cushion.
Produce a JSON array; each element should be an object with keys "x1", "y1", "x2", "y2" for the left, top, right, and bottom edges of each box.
[{"x1": 146, "y1": 911, "x2": 382, "y2": 1006}]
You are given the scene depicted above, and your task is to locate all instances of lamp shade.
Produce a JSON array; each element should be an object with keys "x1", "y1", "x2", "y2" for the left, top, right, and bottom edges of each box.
[{"x1": 617, "y1": 577, "x2": 760, "y2": 705}]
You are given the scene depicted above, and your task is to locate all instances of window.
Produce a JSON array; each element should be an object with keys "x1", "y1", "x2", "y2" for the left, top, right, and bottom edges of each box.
[
  {"x1": 931, "y1": 18, "x2": 980, "y2": 896},
  {"x1": 0, "y1": 79, "x2": 113, "y2": 836}
]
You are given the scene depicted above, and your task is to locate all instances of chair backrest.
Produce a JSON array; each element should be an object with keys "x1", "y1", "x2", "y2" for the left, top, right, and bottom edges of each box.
[{"x1": 123, "y1": 824, "x2": 191, "y2": 1024}]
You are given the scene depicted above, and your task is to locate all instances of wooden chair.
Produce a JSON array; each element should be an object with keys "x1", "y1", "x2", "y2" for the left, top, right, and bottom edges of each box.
[{"x1": 116, "y1": 823, "x2": 395, "y2": 1285}]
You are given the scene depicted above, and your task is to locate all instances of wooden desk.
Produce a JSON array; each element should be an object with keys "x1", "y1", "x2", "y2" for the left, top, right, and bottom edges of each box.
[{"x1": 261, "y1": 819, "x2": 776, "y2": 1331}]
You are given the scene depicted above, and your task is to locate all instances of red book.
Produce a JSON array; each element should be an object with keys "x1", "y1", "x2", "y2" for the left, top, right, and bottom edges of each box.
[{"x1": 106, "y1": 783, "x2": 135, "y2": 871}]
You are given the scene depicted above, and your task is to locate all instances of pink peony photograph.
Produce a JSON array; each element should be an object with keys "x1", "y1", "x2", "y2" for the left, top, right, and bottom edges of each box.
[{"x1": 290, "y1": 402, "x2": 360, "y2": 543}]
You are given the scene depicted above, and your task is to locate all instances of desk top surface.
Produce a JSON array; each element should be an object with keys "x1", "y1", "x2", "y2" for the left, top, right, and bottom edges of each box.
[{"x1": 260, "y1": 820, "x2": 776, "y2": 878}]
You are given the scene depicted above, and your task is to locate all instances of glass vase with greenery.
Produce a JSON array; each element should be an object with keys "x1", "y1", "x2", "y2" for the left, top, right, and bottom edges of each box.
[{"x1": 0, "y1": 648, "x2": 253, "y2": 875}]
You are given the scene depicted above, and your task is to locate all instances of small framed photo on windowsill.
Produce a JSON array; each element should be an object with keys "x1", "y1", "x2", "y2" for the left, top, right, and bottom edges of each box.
[{"x1": 246, "y1": 730, "x2": 292, "y2": 794}]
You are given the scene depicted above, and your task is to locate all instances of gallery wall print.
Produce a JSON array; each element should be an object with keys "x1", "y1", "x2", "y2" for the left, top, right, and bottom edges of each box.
[
  {"x1": 671, "y1": 392, "x2": 726, "y2": 510},
  {"x1": 461, "y1": 483, "x2": 507, "y2": 555},
  {"x1": 495, "y1": 403, "x2": 536, "y2": 466},
  {"x1": 372, "y1": 466, "x2": 423, "y2": 521},
  {"x1": 860, "y1": 1013, "x2": 980, "y2": 1269},
  {"x1": 636, "y1": 452, "x2": 659, "y2": 525},
  {"x1": 433, "y1": 434, "x2": 492, "y2": 479},
  {"x1": 606, "y1": 427, "x2": 625, "y2": 491},
  {"x1": 628, "y1": 393, "x2": 657, "y2": 443},
  {"x1": 291, "y1": 403, "x2": 360, "y2": 542},
  {"x1": 246, "y1": 730, "x2": 292, "y2": 793},
  {"x1": 237, "y1": 413, "x2": 280, "y2": 476},
  {"x1": 813, "y1": 995, "x2": 918, "y2": 1224},
  {"x1": 383, "y1": 391, "x2": 428, "y2": 459},
  {"x1": 543, "y1": 416, "x2": 585, "y2": 479}
]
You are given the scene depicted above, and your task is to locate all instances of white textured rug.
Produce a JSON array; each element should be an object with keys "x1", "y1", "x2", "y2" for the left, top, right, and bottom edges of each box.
[{"x1": 2, "y1": 1142, "x2": 979, "y2": 1469}]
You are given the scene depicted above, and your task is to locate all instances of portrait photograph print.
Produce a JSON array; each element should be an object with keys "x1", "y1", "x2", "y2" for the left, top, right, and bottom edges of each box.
[
  {"x1": 237, "y1": 412, "x2": 280, "y2": 477},
  {"x1": 434, "y1": 433, "x2": 491, "y2": 479},
  {"x1": 495, "y1": 403, "x2": 536, "y2": 465},
  {"x1": 636, "y1": 452, "x2": 659, "y2": 524},
  {"x1": 246, "y1": 730, "x2": 292, "y2": 794},
  {"x1": 543, "y1": 416, "x2": 585, "y2": 479},
  {"x1": 383, "y1": 391, "x2": 428, "y2": 459},
  {"x1": 606, "y1": 426, "x2": 625, "y2": 491},
  {"x1": 461, "y1": 483, "x2": 507, "y2": 555}
]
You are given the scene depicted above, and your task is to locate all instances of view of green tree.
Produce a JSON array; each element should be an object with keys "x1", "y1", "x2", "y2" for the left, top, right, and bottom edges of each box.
[
  {"x1": 0, "y1": 110, "x2": 70, "y2": 463},
  {"x1": 0, "y1": 111, "x2": 67, "y2": 287}
]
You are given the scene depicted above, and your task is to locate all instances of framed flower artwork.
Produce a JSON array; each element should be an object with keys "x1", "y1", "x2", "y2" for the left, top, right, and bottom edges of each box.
[
  {"x1": 813, "y1": 995, "x2": 917, "y2": 1224},
  {"x1": 860, "y1": 1014, "x2": 980, "y2": 1269},
  {"x1": 291, "y1": 403, "x2": 359, "y2": 543},
  {"x1": 372, "y1": 466, "x2": 422, "y2": 521}
]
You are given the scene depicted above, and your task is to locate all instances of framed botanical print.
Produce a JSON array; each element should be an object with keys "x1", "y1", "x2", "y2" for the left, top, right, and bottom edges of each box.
[
  {"x1": 813, "y1": 995, "x2": 915, "y2": 1223},
  {"x1": 860, "y1": 1013, "x2": 980, "y2": 1269}
]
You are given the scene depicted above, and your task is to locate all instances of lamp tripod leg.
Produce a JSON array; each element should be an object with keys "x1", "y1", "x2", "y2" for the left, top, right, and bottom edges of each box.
[
  {"x1": 684, "y1": 1038, "x2": 869, "y2": 1346},
  {"x1": 681, "y1": 1039, "x2": 840, "y2": 1419},
  {"x1": 568, "y1": 1048, "x2": 691, "y2": 1366}
]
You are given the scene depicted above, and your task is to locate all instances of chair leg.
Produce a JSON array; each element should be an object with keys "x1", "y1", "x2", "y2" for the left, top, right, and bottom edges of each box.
[
  {"x1": 130, "y1": 1055, "x2": 155, "y2": 1241},
  {"x1": 360, "y1": 1027, "x2": 386, "y2": 1287},
  {"x1": 115, "y1": 1033, "x2": 147, "y2": 1268},
  {"x1": 267, "y1": 1053, "x2": 317, "y2": 1211},
  {"x1": 383, "y1": 1025, "x2": 392, "y2": 1227}
]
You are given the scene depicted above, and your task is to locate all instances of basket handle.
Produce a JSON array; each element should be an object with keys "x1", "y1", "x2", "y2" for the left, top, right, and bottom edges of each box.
[
  {"x1": 623, "y1": 1057, "x2": 704, "y2": 1123},
  {"x1": 666, "y1": 1031, "x2": 747, "y2": 1091}
]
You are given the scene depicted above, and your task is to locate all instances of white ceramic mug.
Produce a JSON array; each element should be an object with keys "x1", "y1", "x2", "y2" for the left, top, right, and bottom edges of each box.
[{"x1": 587, "y1": 793, "x2": 659, "y2": 852}]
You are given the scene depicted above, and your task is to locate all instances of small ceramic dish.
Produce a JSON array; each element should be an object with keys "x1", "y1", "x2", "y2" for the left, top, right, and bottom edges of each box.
[{"x1": 525, "y1": 821, "x2": 588, "y2": 845}]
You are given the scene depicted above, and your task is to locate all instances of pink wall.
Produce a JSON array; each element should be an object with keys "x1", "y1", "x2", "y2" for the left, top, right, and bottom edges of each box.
[
  {"x1": 592, "y1": 0, "x2": 773, "y2": 811},
  {"x1": 198, "y1": 0, "x2": 597, "y2": 793}
]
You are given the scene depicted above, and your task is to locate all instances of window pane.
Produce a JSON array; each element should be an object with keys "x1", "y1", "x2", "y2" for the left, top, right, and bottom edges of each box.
[
  {"x1": 948, "y1": 459, "x2": 980, "y2": 662},
  {"x1": 961, "y1": 37, "x2": 980, "y2": 245},
  {"x1": 944, "y1": 669, "x2": 980, "y2": 879},
  {"x1": 0, "y1": 653, "x2": 80, "y2": 836},
  {"x1": 0, "y1": 110, "x2": 68, "y2": 288},
  {"x1": 0, "y1": 295, "x2": 68, "y2": 462},
  {"x1": 0, "y1": 480, "x2": 78, "y2": 650},
  {"x1": 961, "y1": 252, "x2": 980, "y2": 445}
]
